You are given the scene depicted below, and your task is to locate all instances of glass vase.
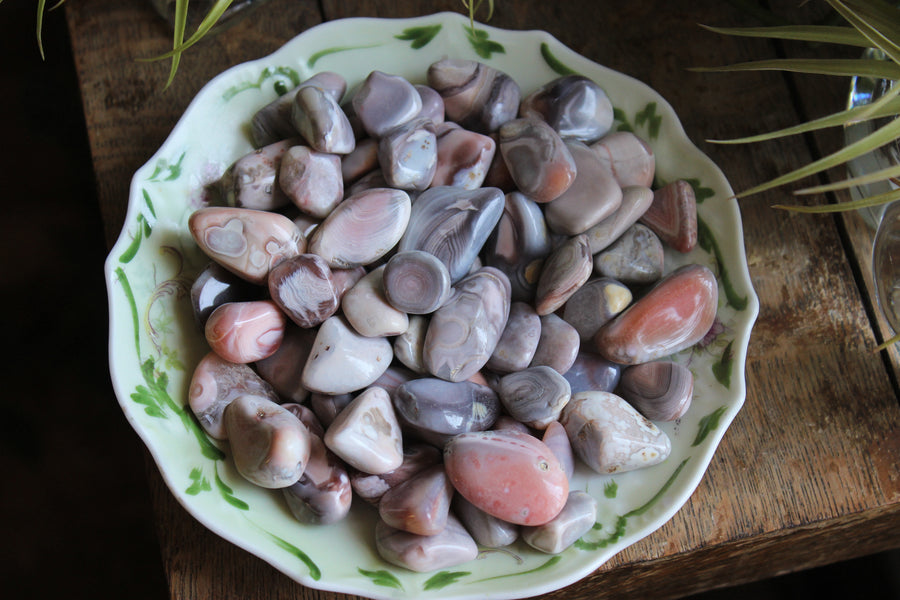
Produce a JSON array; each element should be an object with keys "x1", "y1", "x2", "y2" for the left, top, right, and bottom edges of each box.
[{"x1": 844, "y1": 47, "x2": 900, "y2": 337}]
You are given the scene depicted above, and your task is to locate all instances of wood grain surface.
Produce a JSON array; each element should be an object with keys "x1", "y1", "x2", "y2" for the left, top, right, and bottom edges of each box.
[{"x1": 67, "y1": 0, "x2": 900, "y2": 598}]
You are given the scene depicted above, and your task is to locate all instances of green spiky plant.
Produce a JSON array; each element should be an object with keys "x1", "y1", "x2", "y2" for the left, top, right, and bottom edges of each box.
[{"x1": 696, "y1": 0, "x2": 900, "y2": 347}]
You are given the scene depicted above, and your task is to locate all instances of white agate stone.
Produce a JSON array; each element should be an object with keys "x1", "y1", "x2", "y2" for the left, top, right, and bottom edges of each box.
[
  {"x1": 342, "y1": 266, "x2": 409, "y2": 338},
  {"x1": 560, "y1": 391, "x2": 671, "y2": 474},
  {"x1": 521, "y1": 490, "x2": 597, "y2": 554},
  {"x1": 301, "y1": 316, "x2": 393, "y2": 394},
  {"x1": 323, "y1": 386, "x2": 403, "y2": 474}
]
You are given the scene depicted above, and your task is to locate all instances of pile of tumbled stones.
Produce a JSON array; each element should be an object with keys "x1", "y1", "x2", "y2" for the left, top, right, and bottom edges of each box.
[{"x1": 186, "y1": 57, "x2": 717, "y2": 572}]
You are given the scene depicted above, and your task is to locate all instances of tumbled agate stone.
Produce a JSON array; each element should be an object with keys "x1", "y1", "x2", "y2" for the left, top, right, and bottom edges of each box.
[
  {"x1": 639, "y1": 179, "x2": 698, "y2": 254},
  {"x1": 352, "y1": 70, "x2": 423, "y2": 138},
  {"x1": 562, "y1": 277, "x2": 632, "y2": 341},
  {"x1": 278, "y1": 145, "x2": 343, "y2": 219},
  {"x1": 323, "y1": 386, "x2": 403, "y2": 475},
  {"x1": 251, "y1": 71, "x2": 346, "y2": 147},
  {"x1": 427, "y1": 58, "x2": 521, "y2": 133},
  {"x1": 594, "y1": 264, "x2": 718, "y2": 365},
  {"x1": 341, "y1": 266, "x2": 409, "y2": 338},
  {"x1": 530, "y1": 313, "x2": 580, "y2": 375},
  {"x1": 378, "y1": 117, "x2": 437, "y2": 191},
  {"x1": 301, "y1": 316, "x2": 393, "y2": 394},
  {"x1": 593, "y1": 223, "x2": 664, "y2": 285},
  {"x1": 254, "y1": 323, "x2": 316, "y2": 403},
  {"x1": 223, "y1": 394, "x2": 311, "y2": 489},
  {"x1": 520, "y1": 74, "x2": 614, "y2": 144},
  {"x1": 487, "y1": 301, "x2": 541, "y2": 373},
  {"x1": 398, "y1": 186, "x2": 504, "y2": 283},
  {"x1": 499, "y1": 117, "x2": 576, "y2": 203},
  {"x1": 560, "y1": 391, "x2": 671, "y2": 474},
  {"x1": 591, "y1": 131, "x2": 656, "y2": 188},
  {"x1": 431, "y1": 121, "x2": 496, "y2": 189},
  {"x1": 444, "y1": 430, "x2": 568, "y2": 526},
  {"x1": 534, "y1": 233, "x2": 592, "y2": 315},
  {"x1": 585, "y1": 185, "x2": 654, "y2": 254},
  {"x1": 521, "y1": 490, "x2": 597, "y2": 554},
  {"x1": 190, "y1": 262, "x2": 259, "y2": 328},
  {"x1": 375, "y1": 514, "x2": 478, "y2": 573},
  {"x1": 267, "y1": 253, "x2": 339, "y2": 329},
  {"x1": 617, "y1": 360, "x2": 693, "y2": 422},
  {"x1": 204, "y1": 300, "x2": 286, "y2": 364},
  {"x1": 452, "y1": 494, "x2": 519, "y2": 548},
  {"x1": 378, "y1": 464, "x2": 453, "y2": 536},
  {"x1": 498, "y1": 365, "x2": 572, "y2": 429},
  {"x1": 423, "y1": 266, "x2": 511, "y2": 382},
  {"x1": 188, "y1": 206, "x2": 304, "y2": 285},
  {"x1": 393, "y1": 378, "x2": 500, "y2": 446},
  {"x1": 283, "y1": 427, "x2": 352, "y2": 525},
  {"x1": 383, "y1": 250, "x2": 452, "y2": 315},
  {"x1": 291, "y1": 84, "x2": 356, "y2": 154},
  {"x1": 350, "y1": 443, "x2": 442, "y2": 505},
  {"x1": 220, "y1": 139, "x2": 295, "y2": 211}
]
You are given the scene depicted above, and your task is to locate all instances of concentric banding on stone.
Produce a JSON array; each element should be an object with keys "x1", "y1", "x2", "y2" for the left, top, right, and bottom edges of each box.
[{"x1": 383, "y1": 250, "x2": 452, "y2": 315}]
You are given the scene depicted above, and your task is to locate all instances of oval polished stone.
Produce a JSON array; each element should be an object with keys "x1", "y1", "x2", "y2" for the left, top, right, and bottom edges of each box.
[
  {"x1": 351, "y1": 443, "x2": 442, "y2": 505},
  {"x1": 593, "y1": 264, "x2": 718, "y2": 365},
  {"x1": 423, "y1": 267, "x2": 511, "y2": 382},
  {"x1": 594, "y1": 223, "x2": 664, "y2": 285},
  {"x1": 255, "y1": 324, "x2": 317, "y2": 403},
  {"x1": 427, "y1": 58, "x2": 521, "y2": 133},
  {"x1": 639, "y1": 179, "x2": 698, "y2": 253},
  {"x1": 375, "y1": 513, "x2": 478, "y2": 573},
  {"x1": 342, "y1": 266, "x2": 409, "y2": 338},
  {"x1": 453, "y1": 494, "x2": 519, "y2": 548},
  {"x1": 530, "y1": 313, "x2": 580, "y2": 375},
  {"x1": 279, "y1": 145, "x2": 343, "y2": 219},
  {"x1": 323, "y1": 386, "x2": 403, "y2": 474},
  {"x1": 291, "y1": 84, "x2": 356, "y2": 154},
  {"x1": 591, "y1": 131, "x2": 656, "y2": 188},
  {"x1": 431, "y1": 121, "x2": 497, "y2": 189},
  {"x1": 398, "y1": 185, "x2": 505, "y2": 283},
  {"x1": 302, "y1": 316, "x2": 393, "y2": 394},
  {"x1": 498, "y1": 366, "x2": 572, "y2": 430},
  {"x1": 520, "y1": 75, "x2": 614, "y2": 144},
  {"x1": 379, "y1": 464, "x2": 453, "y2": 536},
  {"x1": 223, "y1": 394, "x2": 311, "y2": 489},
  {"x1": 250, "y1": 71, "x2": 347, "y2": 147},
  {"x1": 486, "y1": 301, "x2": 542, "y2": 373},
  {"x1": 378, "y1": 117, "x2": 437, "y2": 191},
  {"x1": 267, "y1": 253, "x2": 339, "y2": 328},
  {"x1": 542, "y1": 421, "x2": 575, "y2": 480},
  {"x1": 563, "y1": 351, "x2": 623, "y2": 395},
  {"x1": 189, "y1": 206, "x2": 305, "y2": 285},
  {"x1": 521, "y1": 490, "x2": 597, "y2": 554},
  {"x1": 393, "y1": 315, "x2": 429, "y2": 373},
  {"x1": 283, "y1": 429, "x2": 352, "y2": 525},
  {"x1": 534, "y1": 233, "x2": 593, "y2": 316},
  {"x1": 483, "y1": 191, "x2": 552, "y2": 302},
  {"x1": 585, "y1": 185, "x2": 654, "y2": 253},
  {"x1": 205, "y1": 300, "x2": 286, "y2": 364},
  {"x1": 562, "y1": 277, "x2": 632, "y2": 341},
  {"x1": 188, "y1": 351, "x2": 280, "y2": 440},
  {"x1": 308, "y1": 187, "x2": 411, "y2": 269},
  {"x1": 220, "y1": 139, "x2": 295, "y2": 211},
  {"x1": 560, "y1": 391, "x2": 671, "y2": 474},
  {"x1": 618, "y1": 361, "x2": 693, "y2": 421},
  {"x1": 352, "y1": 70, "x2": 423, "y2": 138},
  {"x1": 499, "y1": 117, "x2": 577, "y2": 203},
  {"x1": 190, "y1": 262, "x2": 260, "y2": 328},
  {"x1": 393, "y1": 378, "x2": 501, "y2": 447},
  {"x1": 444, "y1": 430, "x2": 569, "y2": 526},
  {"x1": 383, "y1": 250, "x2": 452, "y2": 315},
  {"x1": 544, "y1": 140, "x2": 622, "y2": 236}
]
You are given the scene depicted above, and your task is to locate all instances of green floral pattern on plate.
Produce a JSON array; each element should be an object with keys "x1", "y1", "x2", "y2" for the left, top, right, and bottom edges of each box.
[{"x1": 106, "y1": 12, "x2": 758, "y2": 600}]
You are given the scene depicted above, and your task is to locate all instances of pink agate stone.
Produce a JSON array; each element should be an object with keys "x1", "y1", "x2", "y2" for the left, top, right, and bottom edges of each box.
[
  {"x1": 444, "y1": 429, "x2": 568, "y2": 526},
  {"x1": 594, "y1": 264, "x2": 718, "y2": 365},
  {"x1": 204, "y1": 300, "x2": 286, "y2": 364}
]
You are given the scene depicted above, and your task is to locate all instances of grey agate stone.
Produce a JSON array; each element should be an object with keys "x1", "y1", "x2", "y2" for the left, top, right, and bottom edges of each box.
[{"x1": 393, "y1": 378, "x2": 501, "y2": 447}]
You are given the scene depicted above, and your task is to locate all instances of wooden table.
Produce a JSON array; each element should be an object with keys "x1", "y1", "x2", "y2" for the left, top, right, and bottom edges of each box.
[{"x1": 68, "y1": 0, "x2": 900, "y2": 598}]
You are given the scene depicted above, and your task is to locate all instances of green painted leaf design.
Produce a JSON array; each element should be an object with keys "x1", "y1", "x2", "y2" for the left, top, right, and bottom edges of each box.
[
  {"x1": 684, "y1": 177, "x2": 715, "y2": 203},
  {"x1": 222, "y1": 66, "x2": 301, "y2": 101},
  {"x1": 693, "y1": 406, "x2": 728, "y2": 447},
  {"x1": 307, "y1": 44, "x2": 382, "y2": 68},
  {"x1": 358, "y1": 568, "x2": 404, "y2": 590},
  {"x1": 464, "y1": 25, "x2": 505, "y2": 59},
  {"x1": 395, "y1": 25, "x2": 442, "y2": 49},
  {"x1": 577, "y1": 458, "x2": 690, "y2": 551},
  {"x1": 119, "y1": 190, "x2": 156, "y2": 264},
  {"x1": 474, "y1": 556, "x2": 563, "y2": 582},
  {"x1": 423, "y1": 571, "x2": 471, "y2": 590},
  {"x1": 697, "y1": 215, "x2": 749, "y2": 311},
  {"x1": 540, "y1": 42, "x2": 578, "y2": 76},
  {"x1": 613, "y1": 106, "x2": 635, "y2": 133},
  {"x1": 634, "y1": 102, "x2": 662, "y2": 140},
  {"x1": 185, "y1": 467, "x2": 212, "y2": 495},
  {"x1": 264, "y1": 530, "x2": 322, "y2": 581},
  {"x1": 712, "y1": 340, "x2": 735, "y2": 388},
  {"x1": 603, "y1": 480, "x2": 618, "y2": 498},
  {"x1": 147, "y1": 152, "x2": 186, "y2": 182},
  {"x1": 214, "y1": 463, "x2": 249, "y2": 510}
]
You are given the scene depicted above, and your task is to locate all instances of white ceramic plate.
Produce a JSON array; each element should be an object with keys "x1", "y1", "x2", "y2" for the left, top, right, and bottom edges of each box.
[{"x1": 105, "y1": 11, "x2": 759, "y2": 600}]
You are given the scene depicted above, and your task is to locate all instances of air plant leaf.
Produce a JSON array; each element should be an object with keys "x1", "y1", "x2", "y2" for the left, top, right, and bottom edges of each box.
[
  {"x1": 707, "y1": 96, "x2": 900, "y2": 144},
  {"x1": 691, "y1": 57, "x2": 900, "y2": 80},
  {"x1": 793, "y1": 163, "x2": 900, "y2": 195},
  {"x1": 774, "y1": 186, "x2": 900, "y2": 213},
  {"x1": 698, "y1": 23, "x2": 871, "y2": 47},
  {"x1": 829, "y1": 0, "x2": 900, "y2": 64},
  {"x1": 736, "y1": 115, "x2": 900, "y2": 198}
]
